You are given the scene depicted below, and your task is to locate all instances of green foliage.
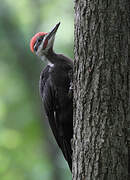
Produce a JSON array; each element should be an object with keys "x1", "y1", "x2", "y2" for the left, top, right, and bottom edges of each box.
[{"x1": 0, "y1": 0, "x2": 73, "y2": 179}]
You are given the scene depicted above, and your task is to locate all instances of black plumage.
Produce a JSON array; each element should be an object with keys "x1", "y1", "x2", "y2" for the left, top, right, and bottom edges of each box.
[
  {"x1": 30, "y1": 22, "x2": 73, "y2": 171},
  {"x1": 39, "y1": 52, "x2": 73, "y2": 171}
]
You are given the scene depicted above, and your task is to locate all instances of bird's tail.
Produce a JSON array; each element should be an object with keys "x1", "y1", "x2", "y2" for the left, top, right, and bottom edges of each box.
[{"x1": 62, "y1": 139, "x2": 72, "y2": 171}]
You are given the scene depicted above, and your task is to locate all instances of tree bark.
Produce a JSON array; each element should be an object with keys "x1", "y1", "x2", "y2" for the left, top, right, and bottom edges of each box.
[{"x1": 73, "y1": 0, "x2": 130, "y2": 180}]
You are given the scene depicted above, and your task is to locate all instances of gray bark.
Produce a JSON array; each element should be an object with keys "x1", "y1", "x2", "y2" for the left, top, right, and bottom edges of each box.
[{"x1": 73, "y1": 0, "x2": 130, "y2": 180}]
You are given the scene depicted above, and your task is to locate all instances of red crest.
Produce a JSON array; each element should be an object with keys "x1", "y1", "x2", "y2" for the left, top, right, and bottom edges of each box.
[{"x1": 30, "y1": 32, "x2": 47, "y2": 52}]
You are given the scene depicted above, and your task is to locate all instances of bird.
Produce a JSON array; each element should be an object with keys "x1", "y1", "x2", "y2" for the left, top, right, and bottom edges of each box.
[{"x1": 30, "y1": 22, "x2": 73, "y2": 171}]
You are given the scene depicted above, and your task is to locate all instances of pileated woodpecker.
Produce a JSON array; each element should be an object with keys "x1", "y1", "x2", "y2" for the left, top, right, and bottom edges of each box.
[{"x1": 30, "y1": 22, "x2": 73, "y2": 171}]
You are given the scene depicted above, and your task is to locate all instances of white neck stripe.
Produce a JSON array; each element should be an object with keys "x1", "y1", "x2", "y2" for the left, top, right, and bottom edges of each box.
[{"x1": 48, "y1": 62, "x2": 54, "y2": 67}]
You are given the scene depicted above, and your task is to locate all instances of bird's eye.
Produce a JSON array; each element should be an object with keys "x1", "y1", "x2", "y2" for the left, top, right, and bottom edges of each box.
[
  {"x1": 34, "y1": 36, "x2": 44, "y2": 52},
  {"x1": 38, "y1": 39, "x2": 42, "y2": 42},
  {"x1": 37, "y1": 37, "x2": 43, "y2": 43}
]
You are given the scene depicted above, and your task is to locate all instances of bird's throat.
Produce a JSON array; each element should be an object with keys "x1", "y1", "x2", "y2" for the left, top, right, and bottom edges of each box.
[{"x1": 42, "y1": 48, "x2": 57, "y2": 65}]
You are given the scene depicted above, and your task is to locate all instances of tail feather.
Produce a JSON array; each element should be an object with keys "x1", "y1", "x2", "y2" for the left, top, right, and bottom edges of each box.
[{"x1": 62, "y1": 138, "x2": 72, "y2": 171}]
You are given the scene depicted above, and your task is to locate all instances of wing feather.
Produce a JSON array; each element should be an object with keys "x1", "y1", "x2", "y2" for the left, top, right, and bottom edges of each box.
[{"x1": 39, "y1": 65, "x2": 72, "y2": 171}]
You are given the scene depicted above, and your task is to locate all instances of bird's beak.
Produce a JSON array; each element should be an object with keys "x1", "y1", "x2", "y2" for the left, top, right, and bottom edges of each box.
[
  {"x1": 45, "y1": 22, "x2": 60, "y2": 41},
  {"x1": 39, "y1": 22, "x2": 60, "y2": 53}
]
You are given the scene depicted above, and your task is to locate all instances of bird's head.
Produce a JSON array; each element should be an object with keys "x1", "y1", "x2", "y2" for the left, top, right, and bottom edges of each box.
[{"x1": 30, "y1": 22, "x2": 60, "y2": 57}]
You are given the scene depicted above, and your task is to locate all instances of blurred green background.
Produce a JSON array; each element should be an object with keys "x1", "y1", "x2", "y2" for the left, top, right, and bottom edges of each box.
[{"x1": 0, "y1": 0, "x2": 73, "y2": 180}]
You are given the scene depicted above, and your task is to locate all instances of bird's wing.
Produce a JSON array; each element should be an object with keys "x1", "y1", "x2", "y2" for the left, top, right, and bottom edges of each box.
[
  {"x1": 39, "y1": 66, "x2": 61, "y2": 146},
  {"x1": 39, "y1": 65, "x2": 72, "y2": 171}
]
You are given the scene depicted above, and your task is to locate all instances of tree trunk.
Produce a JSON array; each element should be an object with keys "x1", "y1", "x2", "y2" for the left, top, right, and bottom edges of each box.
[{"x1": 73, "y1": 0, "x2": 130, "y2": 180}]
